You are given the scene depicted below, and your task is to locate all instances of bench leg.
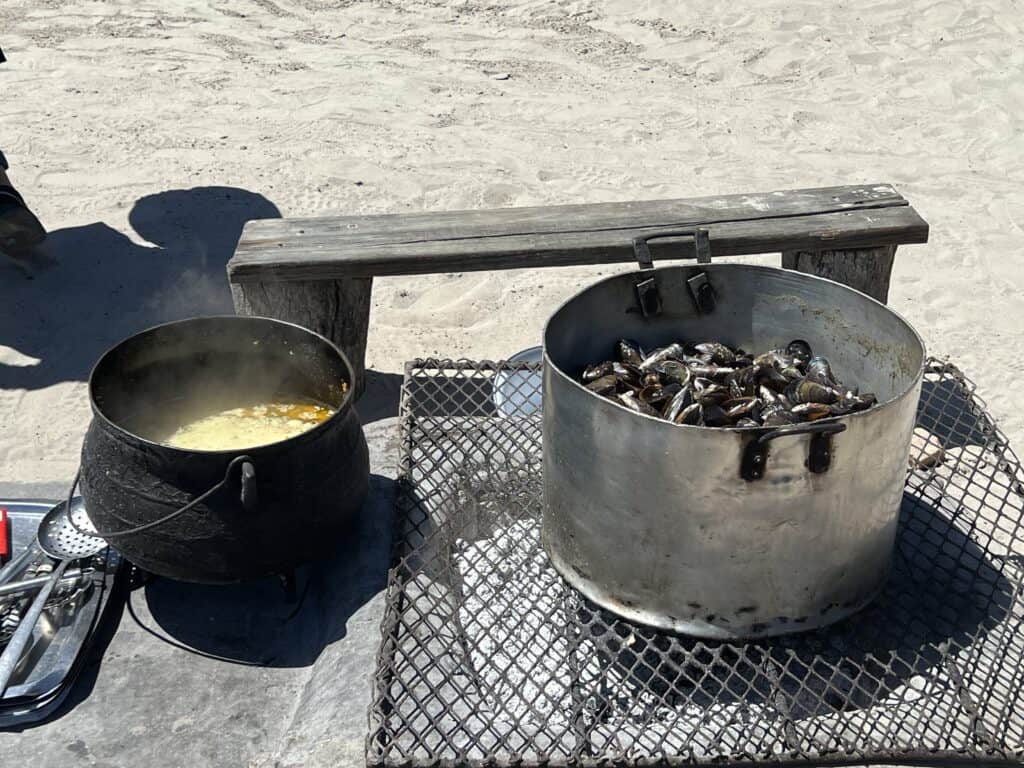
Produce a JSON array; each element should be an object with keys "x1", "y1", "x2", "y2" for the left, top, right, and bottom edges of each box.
[
  {"x1": 230, "y1": 278, "x2": 373, "y2": 398},
  {"x1": 781, "y1": 245, "x2": 897, "y2": 304}
]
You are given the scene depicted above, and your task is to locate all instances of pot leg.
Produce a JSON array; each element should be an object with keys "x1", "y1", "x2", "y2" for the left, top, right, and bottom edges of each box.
[
  {"x1": 781, "y1": 245, "x2": 896, "y2": 304},
  {"x1": 231, "y1": 277, "x2": 373, "y2": 398}
]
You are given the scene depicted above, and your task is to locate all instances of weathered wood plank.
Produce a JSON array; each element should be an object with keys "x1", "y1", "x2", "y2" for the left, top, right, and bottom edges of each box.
[
  {"x1": 230, "y1": 277, "x2": 373, "y2": 396},
  {"x1": 782, "y1": 245, "x2": 897, "y2": 303},
  {"x1": 229, "y1": 205, "x2": 928, "y2": 282},
  {"x1": 236, "y1": 183, "x2": 906, "y2": 246}
]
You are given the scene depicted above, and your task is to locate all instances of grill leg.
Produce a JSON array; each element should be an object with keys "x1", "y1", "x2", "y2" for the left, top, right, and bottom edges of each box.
[{"x1": 781, "y1": 244, "x2": 897, "y2": 303}]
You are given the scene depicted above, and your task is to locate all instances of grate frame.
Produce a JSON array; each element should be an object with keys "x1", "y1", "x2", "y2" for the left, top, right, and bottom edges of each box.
[{"x1": 368, "y1": 357, "x2": 1024, "y2": 768}]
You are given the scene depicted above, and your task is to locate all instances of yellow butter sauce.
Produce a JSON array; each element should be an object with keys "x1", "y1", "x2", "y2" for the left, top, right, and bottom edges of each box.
[{"x1": 162, "y1": 401, "x2": 335, "y2": 450}]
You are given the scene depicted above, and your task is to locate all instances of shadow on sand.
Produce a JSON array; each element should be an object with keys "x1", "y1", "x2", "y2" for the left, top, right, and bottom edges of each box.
[{"x1": 0, "y1": 186, "x2": 280, "y2": 391}]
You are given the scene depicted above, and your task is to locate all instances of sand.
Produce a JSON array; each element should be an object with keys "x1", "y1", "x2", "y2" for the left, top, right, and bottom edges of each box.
[{"x1": 2, "y1": 0, "x2": 1024, "y2": 488}]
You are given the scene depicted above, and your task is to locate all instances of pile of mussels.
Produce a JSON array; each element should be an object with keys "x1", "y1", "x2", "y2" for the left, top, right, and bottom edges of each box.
[{"x1": 580, "y1": 339, "x2": 877, "y2": 428}]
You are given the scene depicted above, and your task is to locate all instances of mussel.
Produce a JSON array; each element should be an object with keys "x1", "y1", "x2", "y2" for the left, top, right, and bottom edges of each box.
[
  {"x1": 805, "y1": 356, "x2": 838, "y2": 387},
  {"x1": 618, "y1": 392, "x2": 659, "y2": 417},
  {"x1": 694, "y1": 342, "x2": 736, "y2": 366},
  {"x1": 616, "y1": 339, "x2": 644, "y2": 366},
  {"x1": 663, "y1": 386, "x2": 693, "y2": 422},
  {"x1": 785, "y1": 378, "x2": 838, "y2": 405},
  {"x1": 656, "y1": 360, "x2": 692, "y2": 387},
  {"x1": 675, "y1": 402, "x2": 702, "y2": 425},
  {"x1": 582, "y1": 360, "x2": 614, "y2": 383},
  {"x1": 791, "y1": 402, "x2": 833, "y2": 421},
  {"x1": 786, "y1": 339, "x2": 813, "y2": 365},
  {"x1": 585, "y1": 374, "x2": 619, "y2": 396},
  {"x1": 582, "y1": 336, "x2": 874, "y2": 428},
  {"x1": 639, "y1": 343, "x2": 685, "y2": 371}
]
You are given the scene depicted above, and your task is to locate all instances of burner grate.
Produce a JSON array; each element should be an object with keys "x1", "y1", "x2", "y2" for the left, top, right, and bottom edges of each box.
[{"x1": 368, "y1": 358, "x2": 1024, "y2": 767}]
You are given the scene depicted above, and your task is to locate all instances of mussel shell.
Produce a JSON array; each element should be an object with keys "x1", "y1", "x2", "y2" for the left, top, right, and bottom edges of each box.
[
  {"x1": 639, "y1": 384, "x2": 673, "y2": 405},
  {"x1": 791, "y1": 402, "x2": 833, "y2": 421},
  {"x1": 805, "y1": 356, "x2": 838, "y2": 387},
  {"x1": 585, "y1": 374, "x2": 619, "y2": 396},
  {"x1": 618, "y1": 392, "x2": 660, "y2": 417},
  {"x1": 639, "y1": 342, "x2": 685, "y2": 371},
  {"x1": 837, "y1": 391, "x2": 877, "y2": 413},
  {"x1": 612, "y1": 361, "x2": 642, "y2": 383},
  {"x1": 696, "y1": 385, "x2": 730, "y2": 408},
  {"x1": 675, "y1": 402, "x2": 702, "y2": 425},
  {"x1": 758, "y1": 364, "x2": 792, "y2": 393},
  {"x1": 582, "y1": 360, "x2": 614, "y2": 383},
  {"x1": 785, "y1": 378, "x2": 838, "y2": 405},
  {"x1": 754, "y1": 349, "x2": 793, "y2": 368},
  {"x1": 641, "y1": 370, "x2": 662, "y2": 388},
  {"x1": 691, "y1": 377, "x2": 713, "y2": 392},
  {"x1": 762, "y1": 403, "x2": 800, "y2": 426},
  {"x1": 786, "y1": 339, "x2": 813, "y2": 365},
  {"x1": 663, "y1": 386, "x2": 693, "y2": 422},
  {"x1": 656, "y1": 360, "x2": 691, "y2": 387},
  {"x1": 726, "y1": 366, "x2": 757, "y2": 396},
  {"x1": 723, "y1": 397, "x2": 758, "y2": 419},
  {"x1": 616, "y1": 339, "x2": 643, "y2": 366},
  {"x1": 734, "y1": 417, "x2": 761, "y2": 428},
  {"x1": 701, "y1": 404, "x2": 731, "y2": 427},
  {"x1": 694, "y1": 342, "x2": 736, "y2": 366},
  {"x1": 758, "y1": 384, "x2": 782, "y2": 405},
  {"x1": 689, "y1": 365, "x2": 736, "y2": 382}
]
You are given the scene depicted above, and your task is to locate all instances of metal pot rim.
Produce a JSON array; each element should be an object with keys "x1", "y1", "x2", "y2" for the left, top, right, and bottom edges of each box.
[
  {"x1": 86, "y1": 314, "x2": 358, "y2": 455},
  {"x1": 542, "y1": 262, "x2": 927, "y2": 433}
]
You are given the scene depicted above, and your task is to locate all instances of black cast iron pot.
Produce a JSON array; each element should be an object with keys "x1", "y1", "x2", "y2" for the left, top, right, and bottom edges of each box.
[{"x1": 79, "y1": 316, "x2": 370, "y2": 583}]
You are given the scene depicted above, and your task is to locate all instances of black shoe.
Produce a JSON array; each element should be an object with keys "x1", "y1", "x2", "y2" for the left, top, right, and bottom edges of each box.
[{"x1": 0, "y1": 185, "x2": 47, "y2": 254}]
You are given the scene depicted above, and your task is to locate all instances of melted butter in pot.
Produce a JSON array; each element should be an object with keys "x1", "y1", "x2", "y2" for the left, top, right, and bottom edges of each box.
[{"x1": 162, "y1": 401, "x2": 335, "y2": 450}]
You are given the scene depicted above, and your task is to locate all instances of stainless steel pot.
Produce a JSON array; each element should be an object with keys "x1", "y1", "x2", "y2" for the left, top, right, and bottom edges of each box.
[{"x1": 542, "y1": 231, "x2": 925, "y2": 639}]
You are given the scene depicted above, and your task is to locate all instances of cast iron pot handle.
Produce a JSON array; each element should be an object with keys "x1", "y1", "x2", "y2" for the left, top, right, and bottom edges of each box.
[
  {"x1": 741, "y1": 422, "x2": 847, "y2": 481},
  {"x1": 67, "y1": 455, "x2": 258, "y2": 538}
]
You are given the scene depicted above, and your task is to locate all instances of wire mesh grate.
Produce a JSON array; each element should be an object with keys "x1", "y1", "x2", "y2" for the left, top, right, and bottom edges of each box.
[{"x1": 368, "y1": 358, "x2": 1024, "y2": 767}]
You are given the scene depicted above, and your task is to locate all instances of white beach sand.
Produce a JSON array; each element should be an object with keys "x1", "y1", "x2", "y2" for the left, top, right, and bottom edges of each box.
[{"x1": 1, "y1": 0, "x2": 1023, "y2": 486}]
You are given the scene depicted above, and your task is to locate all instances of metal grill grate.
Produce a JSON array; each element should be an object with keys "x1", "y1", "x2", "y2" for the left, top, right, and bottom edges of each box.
[{"x1": 368, "y1": 358, "x2": 1024, "y2": 767}]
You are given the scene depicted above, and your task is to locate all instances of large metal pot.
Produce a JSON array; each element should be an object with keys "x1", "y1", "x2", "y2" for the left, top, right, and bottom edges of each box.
[
  {"x1": 80, "y1": 316, "x2": 369, "y2": 583},
  {"x1": 542, "y1": 232, "x2": 925, "y2": 639}
]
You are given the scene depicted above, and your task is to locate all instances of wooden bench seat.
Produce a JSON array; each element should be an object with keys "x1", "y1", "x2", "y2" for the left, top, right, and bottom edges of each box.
[{"x1": 228, "y1": 183, "x2": 929, "y2": 395}]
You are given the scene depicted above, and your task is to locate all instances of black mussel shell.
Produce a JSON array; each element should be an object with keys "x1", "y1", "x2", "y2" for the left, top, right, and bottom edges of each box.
[
  {"x1": 791, "y1": 402, "x2": 833, "y2": 421},
  {"x1": 762, "y1": 403, "x2": 800, "y2": 426},
  {"x1": 694, "y1": 342, "x2": 736, "y2": 366},
  {"x1": 639, "y1": 342, "x2": 685, "y2": 370},
  {"x1": 618, "y1": 392, "x2": 660, "y2": 416},
  {"x1": 786, "y1": 339, "x2": 813, "y2": 365},
  {"x1": 585, "y1": 374, "x2": 619, "y2": 396},
  {"x1": 805, "y1": 356, "x2": 838, "y2": 387},
  {"x1": 702, "y1": 404, "x2": 731, "y2": 427},
  {"x1": 786, "y1": 378, "x2": 838, "y2": 405},
  {"x1": 663, "y1": 386, "x2": 693, "y2": 421},
  {"x1": 616, "y1": 339, "x2": 643, "y2": 366},
  {"x1": 656, "y1": 360, "x2": 691, "y2": 387},
  {"x1": 676, "y1": 402, "x2": 702, "y2": 425},
  {"x1": 696, "y1": 385, "x2": 730, "y2": 408},
  {"x1": 583, "y1": 360, "x2": 614, "y2": 382}
]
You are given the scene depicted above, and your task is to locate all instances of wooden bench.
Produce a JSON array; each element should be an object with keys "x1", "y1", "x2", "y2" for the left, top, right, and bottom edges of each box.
[{"x1": 228, "y1": 183, "x2": 929, "y2": 395}]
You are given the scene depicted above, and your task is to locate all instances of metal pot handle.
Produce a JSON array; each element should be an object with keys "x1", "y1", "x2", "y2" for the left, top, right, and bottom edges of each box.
[
  {"x1": 631, "y1": 229, "x2": 714, "y2": 317},
  {"x1": 67, "y1": 455, "x2": 258, "y2": 538},
  {"x1": 741, "y1": 422, "x2": 847, "y2": 481},
  {"x1": 632, "y1": 228, "x2": 712, "y2": 269}
]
